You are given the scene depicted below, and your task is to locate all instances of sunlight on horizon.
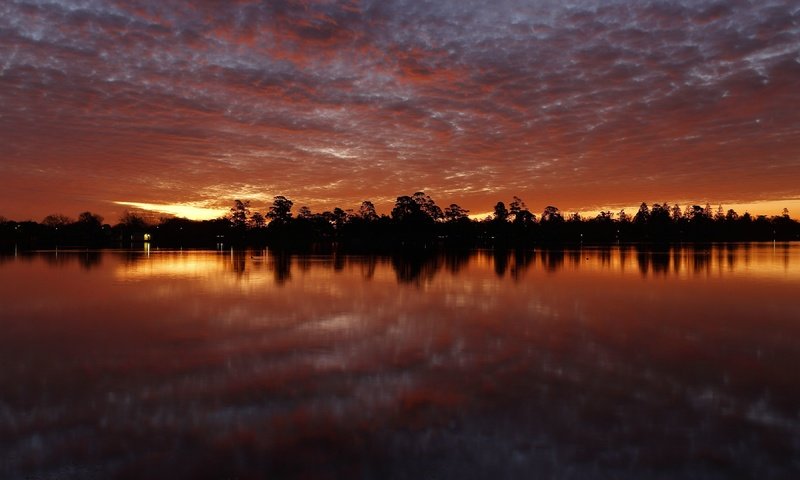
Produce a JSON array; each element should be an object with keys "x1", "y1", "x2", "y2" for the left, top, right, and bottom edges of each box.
[{"x1": 115, "y1": 201, "x2": 227, "y2": 220}]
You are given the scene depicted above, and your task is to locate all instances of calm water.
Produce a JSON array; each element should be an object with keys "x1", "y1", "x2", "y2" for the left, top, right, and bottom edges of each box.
[{"x1": 1, "y1": 245, "x2": 799, "y2": 479}]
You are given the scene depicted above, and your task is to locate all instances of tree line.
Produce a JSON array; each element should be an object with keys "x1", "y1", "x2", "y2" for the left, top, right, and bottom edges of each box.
[{"x1": 1, "y1": 192, "x2": 798, "y2": 250}]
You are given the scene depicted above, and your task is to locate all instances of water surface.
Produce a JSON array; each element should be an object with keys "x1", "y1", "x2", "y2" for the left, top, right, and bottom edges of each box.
[{"x1": 1, "y1": 245, "x2": 799, "y2": 479}]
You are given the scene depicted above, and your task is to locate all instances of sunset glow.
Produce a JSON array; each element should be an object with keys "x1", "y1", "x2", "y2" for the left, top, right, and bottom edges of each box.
[
  {"x1": 1, "y1": 0, "x2": 799, "y2": 220},
  {"x1": 114, "y1": 201, "x2": 227, "y2": 221}
]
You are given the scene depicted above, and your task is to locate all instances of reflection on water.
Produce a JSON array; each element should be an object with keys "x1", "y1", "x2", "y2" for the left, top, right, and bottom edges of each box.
[{"x1": 1, "y1": 245, "x2": 799, "y2": 479}]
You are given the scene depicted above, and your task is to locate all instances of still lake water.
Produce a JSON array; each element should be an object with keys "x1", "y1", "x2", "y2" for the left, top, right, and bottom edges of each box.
[{"x1": 1, "y1": 245, "x2": 799, "y2": 479}]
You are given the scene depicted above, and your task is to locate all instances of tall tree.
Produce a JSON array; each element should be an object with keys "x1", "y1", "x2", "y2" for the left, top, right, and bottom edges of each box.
[
  {"x1": 391, "y1": 196, "x2": 421, "y2": 222},
  {"x1": 633, "y1": 203, "x2": 650, "y2": 224},
  {"x1": 509, "y1": 196, "x2": 527, "y2": 220},
  {"x1": 412, "y1": 192, "x2": 443, "y2": 221},
  {"x1": 267, "y1": 196, "x2": 293, "y2": 224},
  {"x1": 493, "y1": 202, "x2": 509, "y2": 222},
  {"x1": 358, "y1": 201, "x2": 379, "y2": 221},
  {"x1": 444, "y1": 204, "x2": 470, "y2": 222},
  {"x1": 297, "y1": 206, "x2": 312, "y2": 219},
  {"x1": 250, "y1": 211, "x2": 265, "y2": 228},
  {"x1": 229, "y1": 200, "x2": 250, "y2": 229},
  {"x1": 541, "y1": 205, "x2": 563, "y2": 223}
]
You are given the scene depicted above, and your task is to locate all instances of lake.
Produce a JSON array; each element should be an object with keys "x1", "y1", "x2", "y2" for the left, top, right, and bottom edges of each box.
[{"x1": 1, "y1": 245, "x2": 799, "y2": 479}]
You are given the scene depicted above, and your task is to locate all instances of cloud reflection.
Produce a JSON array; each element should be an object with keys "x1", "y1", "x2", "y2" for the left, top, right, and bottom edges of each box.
[{"x1": 1, "y1": 245, "x2": 800, "y2": 477}]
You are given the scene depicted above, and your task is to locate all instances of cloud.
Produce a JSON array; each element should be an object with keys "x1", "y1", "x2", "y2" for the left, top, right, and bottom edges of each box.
[{"x1": 1, "y1": 0, "x2": 798, "y2": 219}]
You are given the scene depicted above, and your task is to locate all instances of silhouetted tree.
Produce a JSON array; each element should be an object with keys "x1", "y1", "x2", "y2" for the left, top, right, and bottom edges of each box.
[
  {"x1": 329, "y1": 207, "x2": 348, "y2": 229},
  {"x1": 267, "y1": 196, "x2": 293, "y2": 224},
  {"x1": 229, "y1": 200, "x2": 250, "y2": 229},
  {"x1": 358, "y1": 201, "x2": 379, "y2": 221},
  {"x1": 119, "y1": 210, "x2": 148, "y2": 230},
  {"x1": 412, "y1": 192, "x2": 443, "y2": 221},
  {"x1": 42, "y1": 214, "x2": 72, "y2": 228},
  {"x1": 633, "y1": 203, "x2": 650, "y2": 225},
  {"x1": 250, "y1": 211, "x2": 265, "y2": 229},
  {"x1": 509, "y1": 196, "x2": 526, "y2": 220},
  {"x1": 596, "y1": 211, "x2": 613, "y2": 222},
  {"x1": 391, "y1": 196, "x2": 421, "y2": 222},
  {"x1": 493, "y1": 202, "x2": 509, "y2": 222},
  {"x1": 541, "y1": 206, "x2": 563, "y2": 223},
  {"x1": 671, "y1": 204, "x2": 682, "y2": 221},
  {"x1": 78, "y1": 211, "x2": 104, "y2": 227},
  {"x1": 297, "y1": 206, "x2": 312, "y2": 219},
  {"x1": 444, "y1": 204, "x2": 469, "y2": 222},
  {"x1": 715, "y1": 205, "x2": 725, "y2": 222}
]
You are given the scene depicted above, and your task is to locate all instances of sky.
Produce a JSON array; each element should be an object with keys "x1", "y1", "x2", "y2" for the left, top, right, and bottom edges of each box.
[{"x1": 1, "y1": 0, "x2": 799, "y2": 221}]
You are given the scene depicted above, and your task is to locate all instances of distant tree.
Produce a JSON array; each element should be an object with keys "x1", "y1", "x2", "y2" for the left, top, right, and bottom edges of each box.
[
  {"x1": 509, "y1": 196, "x2": 527, "y2": 220},
  {"x1": 74, "y1": 211, "x2": 105, "y2": 243},
  {"x1": 687, "y1": 205, "x2": 706, "y2": 221},
  {"x1": 329, "y1": 207, "x2": 347, "y2": 229},
  {"x1": 650, "y1": 203, "x2": 670, "y2": 223},
  {"x1": 391, "y1": 196, "x2": 421, "y2": 222},
  {"x1": 358, "y1": 201, "x2": 379, "y2": 221},
  {"x1": 493, "y1": 202, "x2": 509, "y2": 222},
  {"x1": 633, "y1": 203, "x2": 650, "y2": 224},
  {"x1": 229, "y1": 200, "x2": 250, "y2": 229},
  {"x1": 250, "y1": 211, "x2": 265, "y2": 228},
  {"x1": 267, "y1": 196, "x2": 293, "y2": 224},
  {"x1": 509, "y1": 197, "x2": 536, "y2": 226},
  {"x1": 118, "y1": 210, "x2": 148, "y2": 230},
  {"x1": 541, "y1": 205, "x2": 562, "y2": 223},
  {"x1": 77, "y1": 211, "x2": 104, "y2": 227},
  {"x1": 42, "y1": 214, "x2": 73, "y2": 228},
  {"x1": 725, "y1": 209, "x2": 739, "y2": 221},
  {"x1": 297, "y1": 206, "x2": 312, "y2": 219},
  {"x1": 715, "y1": 205, "x2": 725, "y2": 222},
  {"x1": 515, "y1": 209, "x2": 536, "y2": 226},
  {"x1": 671, "y1": 204, "x2": 683, "y2": 221},
  {"x1": 412, "y1": 192, "x2": 443, "y2": 221},
  {"x1": 444, "y1": 204, "x2": 470, "y2": 222},
  {"x1": 595, "y1": 211, "x2": 613, "y2": 222},
  {"x1": 783, "y1": 207, "x2": 790, "y2": 219},
  {"x1": 618, "y1": 209, "x2": 630, "y2": 223}
]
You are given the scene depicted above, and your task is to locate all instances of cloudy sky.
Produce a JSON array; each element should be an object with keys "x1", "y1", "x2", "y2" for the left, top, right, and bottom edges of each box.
[{"x1": 1, "y1": 0, "x2": 799, "y2": 221}]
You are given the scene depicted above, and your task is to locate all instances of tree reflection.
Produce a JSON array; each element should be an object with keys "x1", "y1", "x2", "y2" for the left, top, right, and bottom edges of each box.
[
  {"x1": 272, "y1": 252, "x2": 292, "y2": 285},
  {"x1": 44, "y1": 244, "x2": 773, "y2": 284},
  {"x1": 510, "y1": 249, "x2": 534, "y2": 280},
  {"x1": 493, "y1": 250, "x2": 509, "y2": 277},
  {"x1": 230, "y1": 250, "x2": 247, "y2": 276},
  {"x1": 540, "y1": 250, "x2": 565, "y2": 273},
  {"x1": 34, "y1": 250, "x2": 103, "y2": 270},
  {"x1": 359, "y1": 256, "x2": 377, "y2": 280}
]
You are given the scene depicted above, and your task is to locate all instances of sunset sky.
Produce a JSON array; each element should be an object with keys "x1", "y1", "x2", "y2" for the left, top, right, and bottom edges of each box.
[{"x1": 1, "y1": 0, "x2": 799, "y2": 221}]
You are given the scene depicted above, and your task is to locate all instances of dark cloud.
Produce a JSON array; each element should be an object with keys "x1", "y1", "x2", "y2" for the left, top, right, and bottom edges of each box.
[{"x1": 1, "y1": 0, "x2": 798, "y2": 219}]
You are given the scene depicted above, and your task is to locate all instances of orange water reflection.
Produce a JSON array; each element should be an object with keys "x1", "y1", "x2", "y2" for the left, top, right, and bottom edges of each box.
[{"x1": 1, "y1": 245, "x2": 799, "y2": 478}]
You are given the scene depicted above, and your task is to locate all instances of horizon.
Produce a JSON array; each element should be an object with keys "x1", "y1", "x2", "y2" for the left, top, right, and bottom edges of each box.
[{"x1": 0, "y1": 196, "x2": 797, "y2": 224}]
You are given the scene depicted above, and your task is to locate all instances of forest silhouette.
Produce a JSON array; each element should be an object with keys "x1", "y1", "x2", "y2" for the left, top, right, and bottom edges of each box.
[{"x1": 1, "y1": 192, "x2": 798, "y2": 250}]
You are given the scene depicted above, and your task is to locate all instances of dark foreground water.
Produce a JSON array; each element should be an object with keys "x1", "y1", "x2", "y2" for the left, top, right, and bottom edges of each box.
[{"x1": 1, "y1": 245, "x2": 799, "y2": 479}]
